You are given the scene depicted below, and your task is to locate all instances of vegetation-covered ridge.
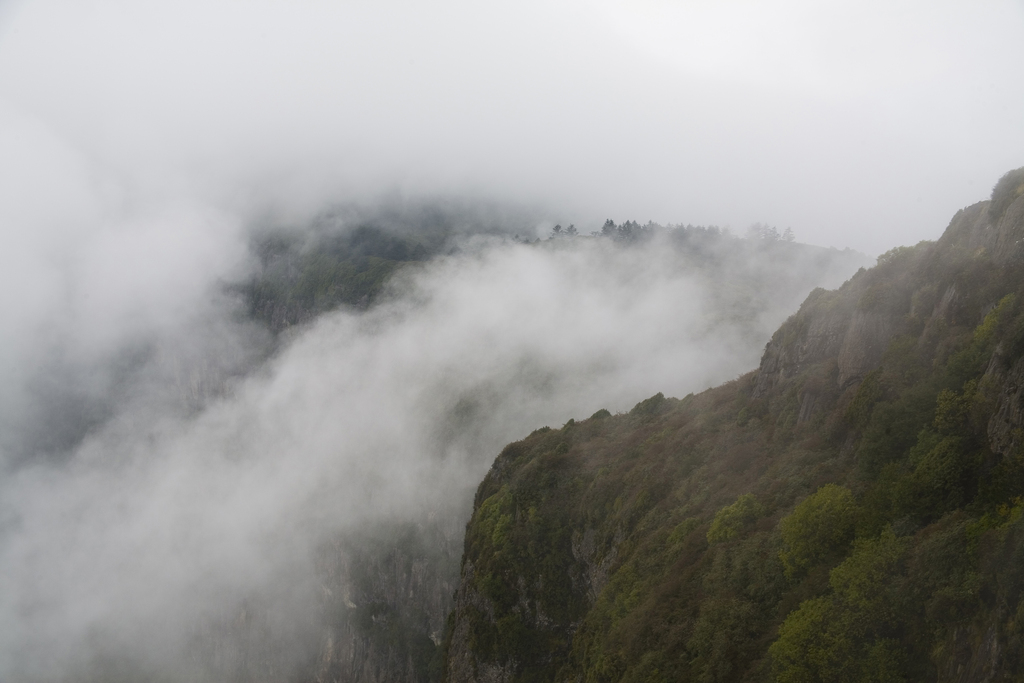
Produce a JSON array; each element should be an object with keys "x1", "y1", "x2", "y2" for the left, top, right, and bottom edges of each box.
[
  {"x1": 229, "y1": 203, "x2": 867, "y2": 683},
  {"x1": 442, "y1": 167, "x2": 1024, "y2": 682},
  {"x1": 237, "y1": 203, "x2": 858, "y2": 334}
]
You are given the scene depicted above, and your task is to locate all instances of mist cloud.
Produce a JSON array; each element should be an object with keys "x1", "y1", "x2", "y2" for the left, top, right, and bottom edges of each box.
[
  {"x1": 0, "y1": 0, "x2": 1019, "y2": 679},
  {"x1": 0, "y1": 228, "x2": 867, "y2": 679},
  {"x1": 1, "y1": 1, "x2": 1022, "y2": 255}
]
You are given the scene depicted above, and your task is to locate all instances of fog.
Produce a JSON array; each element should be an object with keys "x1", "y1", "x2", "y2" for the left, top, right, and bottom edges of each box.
[
  {"x1": 1, "y1": 216, "x2": 870, "y2": 678},
  {"x1": 2, "y1": 1, "x2": 1023, "y2": 255},
  {"x1": 0, "y1": 0, "x2": 1021, "y2": 679}
]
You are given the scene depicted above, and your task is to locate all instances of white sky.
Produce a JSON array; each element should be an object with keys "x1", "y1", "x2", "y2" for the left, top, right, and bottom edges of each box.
[{"x1": 1, "y1": 0, "x2": 1023, "y2": 255}]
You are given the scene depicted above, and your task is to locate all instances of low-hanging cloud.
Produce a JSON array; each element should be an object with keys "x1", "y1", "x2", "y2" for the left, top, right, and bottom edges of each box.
[
  {"x1": 2, "y1": 0, "x2": 1023, "y2": 256},
  {"x1": 0, "y1": 222, "x2": 868, "y2": 680},
  {"x1": 2, "y1": 0, "x2": 1007, "y2": 678}
]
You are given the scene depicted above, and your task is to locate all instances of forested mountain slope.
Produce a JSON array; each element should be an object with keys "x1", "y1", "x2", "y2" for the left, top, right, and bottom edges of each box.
[
  {"x1": 238, "y1": 205, "x2": 864, "y2": 337},
  {"x1": 291, "y1": 219, "x2": 868, "y2": 683},
  {"x1": 29, "y1": 200, "x2": 867, "y2": 683},
  {"x1": 442, "y1": 168, "x2": 1024, "y2": 682}
]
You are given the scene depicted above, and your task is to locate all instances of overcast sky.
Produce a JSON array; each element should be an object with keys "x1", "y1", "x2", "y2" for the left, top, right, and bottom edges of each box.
[{"x1": 1, "y1": 0, "x2": 1023, "y2": 256}]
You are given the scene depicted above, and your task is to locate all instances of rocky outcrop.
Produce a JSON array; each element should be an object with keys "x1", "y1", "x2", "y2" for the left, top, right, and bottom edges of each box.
[
  {"x1": 443, "y1": 562, "x2": 515, "y2": 683},
  {"x1": 755, "y1": 189, "x2": 1024, "y2": 406},
  {"x1": 570, "y1": 527, "x2": 620, "y2": 604},
  {"x1": 753, "y1": 280, "x2": 902, "y2": 398},
  {"x1": 986, "y1": 349, "x2": 1024, "y2": 459},
  {"x1": 938, "y1": 186, "x2": 1024, "y2": 264},
  {"x1": 936, "y1": 623, "x2": 1002, "y2": 683},
  {"x1": 936, "y1": 202, "x2": 997, "y2": 256},
  {"x1": 312, "y1": 519, "x2": 463, "y2": 683}
]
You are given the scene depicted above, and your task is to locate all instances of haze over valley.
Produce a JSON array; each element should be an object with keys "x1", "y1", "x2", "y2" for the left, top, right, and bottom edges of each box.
[
  {"x1": 0, "y1": 206, "x2": 869, "y2": 679},
  {"x1": 1, "y1": 1, "x2": 1023, "y2": 681}
]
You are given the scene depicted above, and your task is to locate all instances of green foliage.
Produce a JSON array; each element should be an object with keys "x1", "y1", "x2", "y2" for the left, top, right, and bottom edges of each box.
[
  {"x1": 478, "y1": 487, "x2": 514, "y2": 549},
  {"x1": 667, "y1": 517, "x2": 700, "y2": 545},
  {"x1": 769, "y1": 596, "x2": 831, "y2": 683},
  {"x1": 844, "y1": 369, "x2": 883, "y2": 429},
  {"x1": 707, "y1": 494, "x2": 761, "y2": 544},
  {"x1": 455, "y1": 430, "x2": 594, "y2": 680},
  {"x1": 854, "y1": 378, "x2": 943, "y2": 474},
  {"x1": 445, "y1": 185, "x2": 1024, "y2": 683},
  {"x1": 779, "y1": 484, "x2": 857, "y2": 577},
  {"x1": 687, "y1": 596, "x2": 761, "y2": 682},
  {"x1": 876, "y1": 245, "x2": 915, "y2": 268},
  {"x1": 933, "y1": 383, "x2": 975, "y2": 435},
  {"x1": 946, "y1": 294, "x2": 1015, "y2": 384},
  {"x1": 990, "y1": 166, "x2": 1024, "y2": 223},
  {"x1": 901, "y1": 435, "x2": 978, "y2": 520},
  {"x1": 770, "y1": 529, "x2": 909, "y2": 683},
  {"x1": 239, "y1": 224, "x2": 439, "y2": 331},
  {"x1": 630, "y1": 392, "x2": 668, "y2": 419}
]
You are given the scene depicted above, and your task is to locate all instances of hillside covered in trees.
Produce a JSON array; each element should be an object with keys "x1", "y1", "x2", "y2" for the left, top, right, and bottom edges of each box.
[
  {"x1": 238, "y1": 205, "x2": 849, "y2": 336},
  {"x1": 218, "y1": 206, "x2": 870, "y2": 683},
  {"x1": 1, "y1": 186, "x2": 874, "y2": 683},
  {"x1": 442, "y1": 168, "x2": 1024, "y2": 682}
]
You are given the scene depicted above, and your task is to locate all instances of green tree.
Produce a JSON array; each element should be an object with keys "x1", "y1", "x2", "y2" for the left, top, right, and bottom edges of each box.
[
  {"x1": 989, "y1": 166, "x2": 1024, "y2": 222},
  {"x1": 707, "y1": 494, "x2": 761, "y2": 544},
  {"x1": 779, "y1": 484, "x2": 857, "y2": 578},
  {"x1": 770, "y1": 529, "x2": 909, "y2": 683}
]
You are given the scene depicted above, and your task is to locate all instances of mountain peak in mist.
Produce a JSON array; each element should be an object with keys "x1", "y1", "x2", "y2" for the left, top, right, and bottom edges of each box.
[{"x1": 442, "y1": 166, "x2": 1024, "y2": 683}]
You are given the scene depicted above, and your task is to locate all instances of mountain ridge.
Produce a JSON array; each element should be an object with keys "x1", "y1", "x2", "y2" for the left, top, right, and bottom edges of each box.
[{"x1": 440, "y1": 167, "x2": 1024, "y2": 683}]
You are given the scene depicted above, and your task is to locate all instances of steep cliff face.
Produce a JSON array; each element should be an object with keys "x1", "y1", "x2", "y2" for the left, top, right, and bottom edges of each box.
[
  {"x1": 312, "y1": 520, "x2": 464, "y2": 683},
  {"x1": 987, "y1": 350, "x2": 1024, "y2": 458},
  {"x1": 755, "y1": 174, "x2": 1024, "y2": 402},
  {"x1": 442, "y1": 172, "x2": 1024, "y2": 682},
  {"x1": 441, "y1": 426, "x2": 598, "y2": 683},
  {"x1": 167, "y1": 519, "x2": 463, "y2": 683}
]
